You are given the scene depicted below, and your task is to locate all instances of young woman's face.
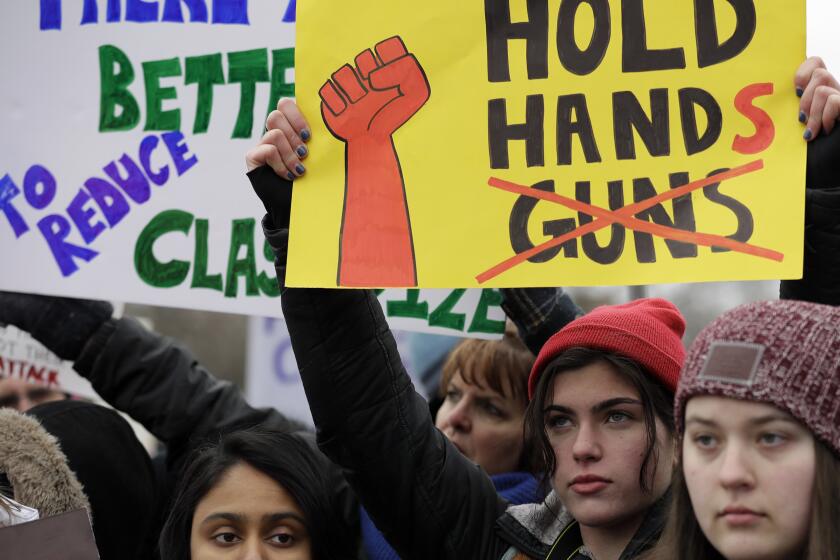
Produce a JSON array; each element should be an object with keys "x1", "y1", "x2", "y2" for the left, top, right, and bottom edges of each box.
[
  {"x1": 190, "y1": 462, "x2": 311, "y2": 559},
  {"x1": 435, "y1": 370, "x2": 526, "y2": 475},
  {"x1": 545, "y1": 361, "x2": 674, "y2": 529},
  {"x1": 683, "y1": 397, "x2": 816, "y2": 560}
]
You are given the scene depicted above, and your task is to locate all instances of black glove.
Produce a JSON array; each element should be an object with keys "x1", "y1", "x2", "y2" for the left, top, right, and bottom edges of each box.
[
  {"x1": 806, "y1": 126, "x2": 840, "y2": 189},
  {"x1": 781, "y1": 128, "x2": 840, "y2": 305},
  {"x1": 247, "y1": 165, "x2": 293, "y2": 230},
  {"x1": 0, "y1": 291, "x2": 113, "y2": 362}
]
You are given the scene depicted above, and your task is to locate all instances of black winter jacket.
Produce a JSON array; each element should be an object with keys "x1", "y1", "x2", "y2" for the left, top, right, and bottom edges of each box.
[
  {"x1": 780, "y1": 128, "x2": 840, "y2": 304},
  {"x1": 266, "y1": 224, "x2": 665, "y2": 560},
  {"x1": 253, "y1": 168, "x2": 667, "y2": 559},
  {"x1": 70, "y1": 312, "x2": 359, "y2": 546},
  {"x1": 253, "y1": 126, "x2": 840, "y2": 559}
]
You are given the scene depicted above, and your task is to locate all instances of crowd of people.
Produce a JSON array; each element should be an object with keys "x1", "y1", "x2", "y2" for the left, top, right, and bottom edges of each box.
[{"x1": 0, "y1": 57, "x2": 839, "y2": 559}]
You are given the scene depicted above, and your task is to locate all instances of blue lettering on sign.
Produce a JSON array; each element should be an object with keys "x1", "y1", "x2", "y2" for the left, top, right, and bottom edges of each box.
[
  {"x1": 262, "y1": 316, "x2": 279, "y2": 334},
  {"x1": 272, "y1": 338, "x2": 300, "y2": 385},
  {"x1": 39, "y1": 0, "x2": 284, "y2": 29},
  {"x1": 23, "y1": 165, "x2": 58, "y2": 210},
  {"x1": 162, "y1": 0, "x2": 208, "y2": 22},
  {"x1": 39, "y1": 0, "x2": 62, "y2": 29},
  {"x1": 126, "y1": 0, "x2": 159, "y2": 23},
  {"x1": 80, "y1": 0, "x2": 121, "y2": 26},
  {"x1": 37, "y1": 214, "x2": 99, "y2": 276},
  {"x1": 212, "y1": 0, "x2": 247, "y2": 24},
  {"x1": 0, "y1": 175, "x2": 31, "y2": 238},
  {"x1": 282, "y1": 0, "x2": 295, "y2": 22},
  {"x1": 1, "y1": 132, "x2": 198, "y2": 277}
]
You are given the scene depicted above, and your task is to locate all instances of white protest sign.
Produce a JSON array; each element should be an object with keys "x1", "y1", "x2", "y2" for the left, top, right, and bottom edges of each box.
[
  {"x1": 376, "y1": 289, "x2": 506, "y2": 338},
  {"x1": 1, "y1": 1, "x2": 296, "y2": 316},
  {"x1": 0, "y1": 326, "x2": 98, "y2": 400}
]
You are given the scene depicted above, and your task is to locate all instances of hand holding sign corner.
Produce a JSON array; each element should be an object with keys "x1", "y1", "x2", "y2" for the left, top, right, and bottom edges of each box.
[{"x1": 319, "y1": 36, "x2": 431, "y2": 287}]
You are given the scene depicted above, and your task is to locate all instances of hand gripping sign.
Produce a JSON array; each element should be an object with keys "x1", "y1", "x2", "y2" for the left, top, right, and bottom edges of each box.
[{"x1": 319, "y1": 36, "x2": 431, "y2": 287}]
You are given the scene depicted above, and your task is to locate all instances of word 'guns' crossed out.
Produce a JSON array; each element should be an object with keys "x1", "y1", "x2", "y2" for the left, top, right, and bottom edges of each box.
[{"x1": 476, "y1": 160, "x2": 782, "y2": 284}]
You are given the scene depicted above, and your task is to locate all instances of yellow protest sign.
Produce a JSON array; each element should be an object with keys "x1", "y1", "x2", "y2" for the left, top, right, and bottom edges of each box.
[{"x1": 289, "y1": 0, "x2": 805, "y2": 288}]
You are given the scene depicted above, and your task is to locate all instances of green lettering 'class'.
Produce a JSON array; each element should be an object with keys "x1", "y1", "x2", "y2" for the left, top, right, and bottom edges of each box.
[
  {"x1": 134, "y1": 209, "x2": 193, "y2": 287},
  {"x1": 225, "y1": 218, "x2": 260, "y2": 298}
]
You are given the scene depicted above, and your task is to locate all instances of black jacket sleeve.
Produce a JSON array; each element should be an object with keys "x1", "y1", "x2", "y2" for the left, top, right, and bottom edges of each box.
[
  {"x1": 71, "y1": 302, "x2": 361, "y2": 550},
  {"x1": 73, "y1": 316, "x2": 305, "y2": 469},
  {"x1": 249, "y1": 167, "x2": 509, "y2": 559},
  {"x1": 780, "y1": 129, "x2": 840, "y2": 305}
]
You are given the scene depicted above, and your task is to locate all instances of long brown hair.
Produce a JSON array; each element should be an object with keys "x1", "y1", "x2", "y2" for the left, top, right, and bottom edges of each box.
[
  {"x1": 523, "y1": 347, "x2": 675, "y2": 493},
  {"x1": 647, "y1": 439, "x2": 840, "y2": 560}
]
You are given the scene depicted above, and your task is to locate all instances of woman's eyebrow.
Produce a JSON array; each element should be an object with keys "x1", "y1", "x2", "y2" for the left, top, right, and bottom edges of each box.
[
  {"x1": 263, "y1": 512, "x2": 307, "y2": 525},
  {"x1": 201, "y1": 512, "x2": 244, "y2": 525},
  {"x1": 748, "y1": 414, "x2": 800, "y2": 428},
  {"x1": 544, "y1": 404, "x2": 574, "y2": 415},
  {"x1": 685, "y1": 416, "x2": 717, "y2": 427},
  {"x1": 592, "y1": 397, "x2": 641, "y2": 413}
]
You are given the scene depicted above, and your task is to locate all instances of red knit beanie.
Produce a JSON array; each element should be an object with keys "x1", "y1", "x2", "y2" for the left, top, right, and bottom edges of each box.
[
  {"x1": 676, "y1": 300, "x2": 840, "y2": 456},
  {"x1": 528, "y1": 298, "x2": 686, "y2": 399}
]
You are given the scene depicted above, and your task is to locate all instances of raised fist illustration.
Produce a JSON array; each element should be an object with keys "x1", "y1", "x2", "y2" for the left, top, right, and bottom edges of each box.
[
  {"x1": 320, "y1": 37, "x2": 431, "y2": 287},
  {"x1": 320, "y1": 36, "x2": 430, "y2": 141}
]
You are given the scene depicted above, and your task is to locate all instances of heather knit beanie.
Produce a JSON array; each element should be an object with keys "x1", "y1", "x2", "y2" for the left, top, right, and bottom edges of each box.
[
  {"x1": 675, "y1": 300, "x2": 840, "y2": 456},
  {"x1": 528, "y1": 298, "x2": 686, "y2": 398}
]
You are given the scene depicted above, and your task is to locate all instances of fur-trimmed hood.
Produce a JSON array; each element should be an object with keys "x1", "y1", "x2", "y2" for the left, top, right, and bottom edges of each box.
[{"x1": 0, "y1": 407, "x2": 90, "y2": 518}]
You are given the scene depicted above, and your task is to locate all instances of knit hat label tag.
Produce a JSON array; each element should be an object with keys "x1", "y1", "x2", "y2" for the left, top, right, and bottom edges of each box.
[{"x1": 699, "y1": 342, "x2": 764, "y2": 385}]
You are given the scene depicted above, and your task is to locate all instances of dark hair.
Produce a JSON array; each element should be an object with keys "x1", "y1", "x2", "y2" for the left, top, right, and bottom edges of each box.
[
  {"x1": 647, "y1": 439, "x2": 840, "y2": 560},
  {"x1": 523, "y1": 347, "x2": 675, "y2": 493},
  {"x1": 439, "y1": 321, "x2": 534, "y2": 408},
  {"x1": 159, "y1": 429, "x2": 356, "y2": 560}
]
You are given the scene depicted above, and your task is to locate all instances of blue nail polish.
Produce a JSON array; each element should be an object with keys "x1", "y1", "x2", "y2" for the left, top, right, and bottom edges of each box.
[
  {"x1": 804, "y1": 129, "x2": 813, "y2": 141},
  {"x1": 796, "y1": 87, "x2": 804, "y2": 97},
  {"x1": 287, "y1": 171, "x2": 295, "y2": 181},
  {"x1": 296, "y1": 164, "x2": 306, "y2": 175},
  {"x1": 799, "y1": 111, "x2": 807, "y2": 123},
  {"x1": 301, "y1": 129, "x2": 311, "y2": 141},
  {"x1": 297, "y1": 145, "x2": 308, "y2": 157}
]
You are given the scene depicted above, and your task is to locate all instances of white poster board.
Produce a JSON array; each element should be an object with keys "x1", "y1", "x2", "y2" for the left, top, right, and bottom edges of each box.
[
  {"x1": 0, "y1": 326, "x2": 99, "y2": 401},
  {"x1": 1, "y1": 1, "x2": 296, "y2": 316}
]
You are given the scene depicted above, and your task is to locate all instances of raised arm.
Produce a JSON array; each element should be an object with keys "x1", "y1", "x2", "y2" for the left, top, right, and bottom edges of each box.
[
  {"x1": 0, "y1": 292, "x2": 303, "y2": 468},
  {"x1": 247, "y1": 146, "x2": 509, "y2": 559},
  {"x1": 781, "y1": 57, "x2": 840, "y2": 305}
]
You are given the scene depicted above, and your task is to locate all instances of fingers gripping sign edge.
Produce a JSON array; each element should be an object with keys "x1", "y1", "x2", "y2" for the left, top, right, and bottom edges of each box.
[
  {"x1": 824, "y1": 93, "x2": 840, "y2": 135},
  {"x1": 263, "y1": 128, "x2": 305, "y2": 177},
  {"x1": 807, "y1": 85, "x2": 837, "y2": 140},
  {"x1": 800, "y1": 67, "x2": 840, "y2": 129},
  {"x1": 246, "y1": 144, "x2": 290, "y2": 178},
  {"x1": 275, "y1": 98, "x2": 312, "y2": 143},
  {"x1": 794, "y1": 56, "x2": 826, "y2": 94}
]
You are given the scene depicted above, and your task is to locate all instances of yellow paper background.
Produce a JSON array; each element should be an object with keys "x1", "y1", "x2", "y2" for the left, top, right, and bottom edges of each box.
[{"x1": 290, "y1": 0, "x2": 805, "y2": 288}]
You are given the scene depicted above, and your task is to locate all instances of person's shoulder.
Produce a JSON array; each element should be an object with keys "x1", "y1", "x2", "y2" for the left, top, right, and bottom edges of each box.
[{"x1": 496, "y1": 491, "x2": 572, "y2": 558}]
